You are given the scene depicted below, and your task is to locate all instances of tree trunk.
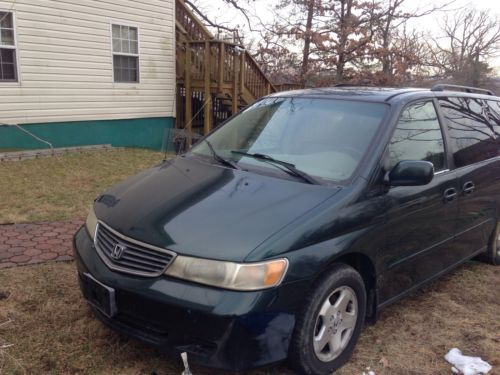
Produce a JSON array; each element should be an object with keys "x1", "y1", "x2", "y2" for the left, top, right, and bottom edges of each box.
[
  {"x1": 381, "y1": 18, "x2": 392, "y2": 77},
  {"x1": 336, "y1": 59, "x2": 345, "y2": 83},
  {"x1": 471, "y1": 49, "x2": 480, "y2": 87},
  {"x1": 335, "y1": 0, "x2": 350, "y2": 84},
  {"x1": 301, "y1": 0, "x2": 315, "y2": 88}
]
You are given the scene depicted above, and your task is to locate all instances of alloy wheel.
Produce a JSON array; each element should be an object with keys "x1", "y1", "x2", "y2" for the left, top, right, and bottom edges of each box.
[{"x1": 313, "y1": 286, "x2": 358, "y2": 362}]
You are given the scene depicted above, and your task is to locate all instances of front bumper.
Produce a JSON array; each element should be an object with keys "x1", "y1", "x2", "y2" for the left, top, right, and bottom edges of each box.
[{"x1": 73, "y1": 226, "x2": 307, "y2": 371}]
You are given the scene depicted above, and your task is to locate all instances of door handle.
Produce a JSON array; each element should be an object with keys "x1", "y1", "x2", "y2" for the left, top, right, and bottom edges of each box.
[
  {"x1": 443, "y1": 188, "x2": 457, "y2": 203},
  {"x1": 463, "y1": 181, "x2": 475, "y2": 195}
]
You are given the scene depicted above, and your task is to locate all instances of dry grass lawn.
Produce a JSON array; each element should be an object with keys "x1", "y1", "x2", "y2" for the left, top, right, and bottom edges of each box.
[
  {"x1": 0, "y1": 149, "x2": 165, "y2": 224},
  {"x1": 0, "y1": 261, "x2": 498, "y2": 375},
  {"x1": 0, "y1": 149, "x2": 499, "y2": 374}
]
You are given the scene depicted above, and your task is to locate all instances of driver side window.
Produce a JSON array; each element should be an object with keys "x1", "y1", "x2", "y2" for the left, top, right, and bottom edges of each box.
[{"x1": 388, "y1": 101, "x2": 446, "y2": 172}]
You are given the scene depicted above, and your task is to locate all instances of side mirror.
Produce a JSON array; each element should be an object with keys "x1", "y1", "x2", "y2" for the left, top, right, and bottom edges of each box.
[{"x1": 387, "y1": 160, "x2": 434, "y2": 187}]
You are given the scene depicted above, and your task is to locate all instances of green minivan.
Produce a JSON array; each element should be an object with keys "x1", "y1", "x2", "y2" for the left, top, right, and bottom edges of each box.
[{"x1": 74, "y1": 85, "x2": 500, "y2": 374}]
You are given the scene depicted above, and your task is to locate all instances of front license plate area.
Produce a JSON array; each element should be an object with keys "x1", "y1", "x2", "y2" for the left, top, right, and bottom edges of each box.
[{"x1": 81, "y1": 273, "x2": 117, "y2": 318}]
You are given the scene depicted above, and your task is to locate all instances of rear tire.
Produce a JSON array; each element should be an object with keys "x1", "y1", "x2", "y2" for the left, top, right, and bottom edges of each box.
[
  {"x1": 288, "y1": 264, "x2": 366, "y2": 375},
  {"x1": 478, "y1": 222, "x2": 500, "y2": 265}
]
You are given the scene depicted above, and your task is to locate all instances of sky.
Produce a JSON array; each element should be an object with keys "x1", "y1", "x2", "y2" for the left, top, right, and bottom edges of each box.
[{"x1": 193, "y1": 0, "x2": 500, "y2": 73}]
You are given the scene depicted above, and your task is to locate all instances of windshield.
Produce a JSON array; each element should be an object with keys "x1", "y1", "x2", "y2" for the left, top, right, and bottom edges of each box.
[{"x1": 191, "y1": 97, "x2": 388, "y2": 182}]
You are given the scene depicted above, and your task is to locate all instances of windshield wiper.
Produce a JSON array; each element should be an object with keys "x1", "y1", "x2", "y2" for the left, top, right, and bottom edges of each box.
[
  {"x1": 204, "y1": 140, "x2": 241, "y2": 170},
  {"x1": 231, "y1": 151, "x2": 319, "y2": 185}
]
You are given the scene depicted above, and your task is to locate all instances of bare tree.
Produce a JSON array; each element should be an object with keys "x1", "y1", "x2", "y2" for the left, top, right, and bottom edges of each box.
[
  {"x1": 186, "y1": 0, "x2": 499, "y2": 88},
  {"x1": 429, "y1": 8, "x2": 500, "y2": 86},
  {"x1": 253, "y1": 0, "x2": 454, "y2": 86},
  {"x1": 254, "y1": 0, "x2": 383, "y2": 85},
  {"x1": 369, "y1": 0, "x2": 453, "y2": 84},
  {"x1": 251, "y1": 0, "x2": 327, "y2": 86},
  {"x1": 186, "y1": 0, "x2": 258, "y2": 43},
  {"x1": 330, "y1": 0, "x2": 381, "y2": 83}
]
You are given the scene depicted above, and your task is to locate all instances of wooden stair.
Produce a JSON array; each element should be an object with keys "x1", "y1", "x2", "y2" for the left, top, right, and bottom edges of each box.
[{"x1": 175, "y1": 0, "x2": 276, "y2": 141}]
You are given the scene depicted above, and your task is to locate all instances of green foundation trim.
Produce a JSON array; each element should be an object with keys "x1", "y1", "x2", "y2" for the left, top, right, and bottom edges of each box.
[{"x1": 0, "y1": 117, "x2": 174, "y2": 151}]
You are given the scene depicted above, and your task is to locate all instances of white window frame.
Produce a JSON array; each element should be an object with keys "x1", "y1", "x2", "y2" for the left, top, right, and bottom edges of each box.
[
  {"x1": 0, "y1": 9, "x2": 20, "y2": 83},
  {"x1": 109, "y1": 21, "x2": 140, "y2": 84}
]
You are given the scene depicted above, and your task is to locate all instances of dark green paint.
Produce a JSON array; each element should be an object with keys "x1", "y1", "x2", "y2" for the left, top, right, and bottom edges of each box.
[
  {"x1": 73, "y1": 88, "x2": 500, "y2": 372},
  {"x1": 0, "y1": 117, "x2": 174, "y2": 151}
]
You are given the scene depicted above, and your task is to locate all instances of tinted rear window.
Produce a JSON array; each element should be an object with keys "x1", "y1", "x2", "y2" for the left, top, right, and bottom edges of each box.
[
  {"x1": 438, "y1": 97, "x2": 497, "y2": 167},
  {"x1": 486, "y1": 100, "x2": 500, "y2": 137}
]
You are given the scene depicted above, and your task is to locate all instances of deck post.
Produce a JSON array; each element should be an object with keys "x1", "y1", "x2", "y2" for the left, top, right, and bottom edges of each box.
[
  {"x1": 232, "y1": 48, "x2": 239, "y2": 114},
  {"x1": 184, "y1": 43, "x2": 193, "y2": 146},
  {"x1": 218, "y1": 42, "x2": 225, "y2": 93},
  {"x1": 203, "y1": 41, "x2": 212, "y2": 135},
  {"x1": 239, "y1": 51, "x2": 245, "y2": 93}
]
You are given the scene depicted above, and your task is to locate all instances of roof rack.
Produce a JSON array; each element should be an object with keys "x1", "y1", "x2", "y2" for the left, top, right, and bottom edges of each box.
[{"x1": 431, "y1": 84, "x2": 495, "y2": 96}]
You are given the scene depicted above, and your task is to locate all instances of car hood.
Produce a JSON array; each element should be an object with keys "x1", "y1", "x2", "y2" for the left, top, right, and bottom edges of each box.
[{"x1": 94, "y1": 156, "x2": 340, "y2": 262}]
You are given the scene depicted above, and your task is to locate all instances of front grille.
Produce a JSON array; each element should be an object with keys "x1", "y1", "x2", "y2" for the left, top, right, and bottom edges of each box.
[{"x1": 94, "y1": 222, "x2": 176, "y2": 277}]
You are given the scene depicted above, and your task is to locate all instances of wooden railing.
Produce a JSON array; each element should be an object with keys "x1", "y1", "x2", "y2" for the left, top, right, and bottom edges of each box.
[
  {"x1": 175, "y1": 0, "x2": 276, "y2": 138},
  {"x1": 176, "y1": 0, "x2": 213, "y2": 41},
  {"x1": 243, "y1": 53, "x2": 273, "y2": 99},
  {"x1": 181, "y1": 40, "x2": 275, "y2": 98}
]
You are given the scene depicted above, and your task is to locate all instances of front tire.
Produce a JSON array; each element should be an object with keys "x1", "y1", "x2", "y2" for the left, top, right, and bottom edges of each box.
[{"x1": 288, "y1": 264, "x2": 366, "y2": 375}]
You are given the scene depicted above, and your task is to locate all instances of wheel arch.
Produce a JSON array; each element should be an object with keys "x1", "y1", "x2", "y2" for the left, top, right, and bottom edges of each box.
[{"x1": 318, "y1": 252, "x2": 378, "y2": 323}]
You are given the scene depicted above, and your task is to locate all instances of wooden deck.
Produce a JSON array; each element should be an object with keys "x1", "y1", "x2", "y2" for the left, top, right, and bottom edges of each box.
[{"x1": 175, "y1": 0, "x2": 275, "y2": 141}]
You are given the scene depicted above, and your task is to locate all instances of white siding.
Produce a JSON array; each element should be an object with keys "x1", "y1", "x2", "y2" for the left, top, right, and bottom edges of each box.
[{"x1": 0, "y1": 0, "x2": 176, "y2": 124}]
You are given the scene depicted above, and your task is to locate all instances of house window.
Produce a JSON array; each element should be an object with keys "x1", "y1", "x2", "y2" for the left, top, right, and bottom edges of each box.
[
  {"x1": 112, "y1": 24, "x2": 139, "y2": 83},
  {"x1": 0, "y1": 11, "x2": 17, "y2": 81}
]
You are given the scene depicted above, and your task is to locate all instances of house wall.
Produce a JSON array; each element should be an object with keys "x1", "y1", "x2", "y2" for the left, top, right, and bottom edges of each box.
[{"x1": 0, "y1": 0, "x2": 176, "y2": 150}]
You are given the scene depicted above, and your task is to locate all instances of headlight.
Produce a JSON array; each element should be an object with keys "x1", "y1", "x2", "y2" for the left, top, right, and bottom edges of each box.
[
  {"x1": 164, "y1": 256, "x2": 288, "y2": 291},
  {"x1": 85, "y1": 205, "x2": 98, "y2": 240}
]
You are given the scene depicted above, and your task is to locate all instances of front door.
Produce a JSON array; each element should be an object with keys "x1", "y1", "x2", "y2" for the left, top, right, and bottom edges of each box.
[{"x1": 378, "y1": 100, "x2": 460, "y2": 305}]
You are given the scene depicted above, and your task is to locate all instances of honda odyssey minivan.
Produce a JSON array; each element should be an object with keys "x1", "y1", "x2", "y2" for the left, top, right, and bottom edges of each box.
[{"x1": 74, "y1": 84, "x2": 500, "y2": 375}]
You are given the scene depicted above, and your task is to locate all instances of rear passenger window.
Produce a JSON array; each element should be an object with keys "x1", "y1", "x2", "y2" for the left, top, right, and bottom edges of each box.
[
  {"x1": 485, "y1": 100, "x2": 500, "y2": 138},
  {"x1": 388, "y1": 101, "x2": 446, "y2": 172},
  {"x1": 438, "y1": 97, "x2": 497, "y2": 167}
]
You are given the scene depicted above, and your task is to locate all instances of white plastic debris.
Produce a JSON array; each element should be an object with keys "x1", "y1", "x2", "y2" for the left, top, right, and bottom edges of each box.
[
  {"x1": 445, "y1": 348, "x2": 492, "y2": 375},
  {"x1": 362, "y1": 367, "x2": 376, "y2": 375},
  {"x1": 181, "y1": 352, "x2": 193, "y2": 375}
]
